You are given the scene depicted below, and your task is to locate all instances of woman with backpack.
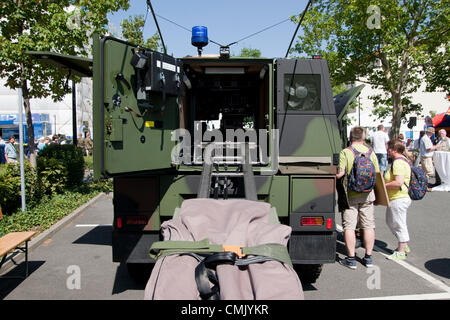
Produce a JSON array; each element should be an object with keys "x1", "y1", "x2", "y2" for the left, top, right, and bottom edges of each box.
[{"x1": 384, "y1": 139, "x2": 412, "y2": 260}]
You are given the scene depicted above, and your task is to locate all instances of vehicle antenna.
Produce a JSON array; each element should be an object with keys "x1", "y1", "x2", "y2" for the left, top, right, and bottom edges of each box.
[
  {"x1": 285, "y1": 0, "x2": 313, "y2": 58},
  {"x1": 146, "y1": 0, "x2": 167, "y2": 54}
]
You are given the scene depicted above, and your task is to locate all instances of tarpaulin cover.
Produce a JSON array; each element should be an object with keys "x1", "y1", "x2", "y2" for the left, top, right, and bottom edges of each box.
[{"x1": 144, "y1": 198, "x2": 304, "y2": 300}]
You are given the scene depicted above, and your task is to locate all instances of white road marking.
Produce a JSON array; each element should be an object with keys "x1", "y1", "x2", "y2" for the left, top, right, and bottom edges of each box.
[
  {"x1": 336, "y1": 224, "x2": 450, "y2": 294},
  {"x1": 75, "y1": 224, "x2": 112, "y2": 227},
  {"x1": 350, "y1": 292, "x2": 450, "y2": 300}
]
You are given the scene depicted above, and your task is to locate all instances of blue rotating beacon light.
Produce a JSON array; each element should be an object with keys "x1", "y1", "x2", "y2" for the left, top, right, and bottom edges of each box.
[{"x1": 191, "y1": 26, "x2": 208, "y2": 56}]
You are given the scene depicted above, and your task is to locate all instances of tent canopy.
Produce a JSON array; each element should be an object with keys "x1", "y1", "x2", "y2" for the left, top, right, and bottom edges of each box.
[{"x1": 433, "y1": 107, "x2": 450, "y2": 128}]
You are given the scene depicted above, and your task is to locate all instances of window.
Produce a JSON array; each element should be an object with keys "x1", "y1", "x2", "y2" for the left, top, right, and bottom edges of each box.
[{"x1": 284, "y1": 74, "x2": 321, "y2": 111}]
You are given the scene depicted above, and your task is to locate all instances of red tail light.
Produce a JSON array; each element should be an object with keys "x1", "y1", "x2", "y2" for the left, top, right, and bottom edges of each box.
[
  {"x1": 116, "y1": 218, "x2": 122, "y2": 229},
  {"x1": 301, "y1": 217, "x2": 324, "y2": 226},
  {"x1": 327, "y1": 218, "x2": 332, "y2": 229}
]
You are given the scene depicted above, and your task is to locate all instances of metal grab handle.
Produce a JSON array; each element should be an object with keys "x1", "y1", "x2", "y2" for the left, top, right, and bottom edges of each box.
[{"x1": 115, "y1": 73, "x2": 131, "y2": 90}]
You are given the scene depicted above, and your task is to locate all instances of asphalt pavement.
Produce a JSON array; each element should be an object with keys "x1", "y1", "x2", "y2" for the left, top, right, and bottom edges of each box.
[{"x1": 0, "y1": 188, "x2": 449, "y2": 300}]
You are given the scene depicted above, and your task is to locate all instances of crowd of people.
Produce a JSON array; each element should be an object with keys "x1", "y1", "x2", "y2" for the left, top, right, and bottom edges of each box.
[
  {"x1": 336, "y1": 124, "x2": 449, "y2": 269},
  {"x1": 0, "y1": 132, "x2": 93, "y2": 164}
]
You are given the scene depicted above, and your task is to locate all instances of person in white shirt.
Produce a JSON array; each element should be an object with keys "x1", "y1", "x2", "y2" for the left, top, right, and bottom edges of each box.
[
  {"x1": 436, "y1": 129, "x2": 450, "y2": 151},
  {"x1": 370, "y1": 124, "x2": 390, "y2": 173},
  {"x1": 420, "y1": 127, "x2": 439, "y2": 178}
]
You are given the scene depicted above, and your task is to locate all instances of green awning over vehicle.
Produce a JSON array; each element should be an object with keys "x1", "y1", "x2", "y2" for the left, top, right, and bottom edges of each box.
[{"x1": 26, "y1": 51, "x2": 93, "y2": 77}]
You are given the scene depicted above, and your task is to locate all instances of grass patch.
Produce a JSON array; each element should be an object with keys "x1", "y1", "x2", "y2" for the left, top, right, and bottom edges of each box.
[{"x1": 0, "y1": 180, "x2": 112, "y2": 235}]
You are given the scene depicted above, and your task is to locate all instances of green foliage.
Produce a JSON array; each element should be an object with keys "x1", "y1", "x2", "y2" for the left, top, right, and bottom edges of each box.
[
  {"x1": 37, "y1": 143, "x2": 85, "y2": 189},
  {"x1": 239, "y1": 47, "x2": 262, "y2": 57},
  {"x1": 0, "y1": 162, "x2": 39, "y2": 215},
  {"x1": 292, "y1": 0, "x2": 449, "y2": 138},
  {"x1": 36, "y1": 157, "x2": 68, "y2": 195},
  {"x1": 0, "y1": 186, "x2": 105, "y2": 235},
  {"x1": 84, "y1": 156, "x2": 94, "y2": 170},
  {"x1": 120, "y1": 14, "x2": 160, "y2": 50},
  {"x1": 0, "y1": 0, "x2": 130, "y2": 152}
]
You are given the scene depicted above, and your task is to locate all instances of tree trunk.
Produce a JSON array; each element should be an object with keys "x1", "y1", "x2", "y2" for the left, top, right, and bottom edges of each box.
[
  {"x1": 390, "y1": 92, "x2": 403, "y2": 140},
  {"x1": 21, "y1": 77, "x2": 37, "y2": 168}
]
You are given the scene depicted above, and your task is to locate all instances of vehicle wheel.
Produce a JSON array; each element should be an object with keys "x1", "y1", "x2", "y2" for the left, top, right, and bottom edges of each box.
[
  {"x1": 127, "y1": 263, "x2": 153, "y2": 284},
  {"x1": 294, "y1": 264, "x2": 323, "y2": 284}
]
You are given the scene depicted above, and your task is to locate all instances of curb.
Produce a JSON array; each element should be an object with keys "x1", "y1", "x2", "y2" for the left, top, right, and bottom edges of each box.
[{"x1": 0, "y1": 192, "x2": 107, "y2": 275}]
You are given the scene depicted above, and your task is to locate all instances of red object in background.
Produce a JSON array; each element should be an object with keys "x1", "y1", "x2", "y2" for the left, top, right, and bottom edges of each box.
[{"x1": 432, "y1": 113, "x2": 446, "y2": 127}]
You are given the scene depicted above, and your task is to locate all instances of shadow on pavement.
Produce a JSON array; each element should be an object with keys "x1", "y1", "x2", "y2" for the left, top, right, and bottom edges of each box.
[
  {"x1": 112, "y1": 263, "x2": 149, "y2": 295},
  {"x1": 72, "y1": 225, "x2": 112, "y2": 246},
  {"x1": 424, "y1": 258, "x2": 450, "y2": 279},
  {"x1": 0, "y1": 261, "x2": 45, "y2": 300}
]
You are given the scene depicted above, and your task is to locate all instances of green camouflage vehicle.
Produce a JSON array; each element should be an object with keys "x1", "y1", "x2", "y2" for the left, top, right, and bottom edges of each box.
[{"x1": 29, "y1": 30, "x2": 363, "y2": 283}]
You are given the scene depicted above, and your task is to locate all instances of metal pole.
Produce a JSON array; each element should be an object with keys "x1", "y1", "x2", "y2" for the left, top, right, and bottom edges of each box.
[
  {"x1": 18, "y1": 88, "x2": 26, "y2": 211},
  {"x1": 358, "y1": 96, "x2": 361, "y2": 126},
  {"x1": 72, "y1": 80, "x2": 77, "y2": 146}
]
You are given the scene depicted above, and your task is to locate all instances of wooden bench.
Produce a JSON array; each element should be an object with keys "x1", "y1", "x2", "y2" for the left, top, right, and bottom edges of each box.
[{"x1": 0, "y1": 231, "x2": 36, "y2": 279}]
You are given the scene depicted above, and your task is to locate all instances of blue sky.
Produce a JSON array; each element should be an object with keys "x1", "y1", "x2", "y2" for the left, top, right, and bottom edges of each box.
[{"x1": 107, "y1": 0, "x2": 309, "y2": 58}]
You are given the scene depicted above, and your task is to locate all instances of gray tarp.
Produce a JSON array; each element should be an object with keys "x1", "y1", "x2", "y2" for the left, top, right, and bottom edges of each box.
[{"x1": 144, "y1": 198, "x2": 304, "y2": 300}]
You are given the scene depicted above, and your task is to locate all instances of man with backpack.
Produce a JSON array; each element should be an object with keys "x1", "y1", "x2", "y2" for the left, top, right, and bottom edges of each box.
[
  {"x1": 384, "y1": 139, "x2": 413, "y2": 260},
  {"x1": 336, "y1": 126, "x2": 380, "y2": 269}
]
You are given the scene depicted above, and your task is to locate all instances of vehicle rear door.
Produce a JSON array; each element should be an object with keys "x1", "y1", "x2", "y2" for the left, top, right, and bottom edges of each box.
[{"x1": 93, "y1": 35, "x2": 183, "y2": 177}]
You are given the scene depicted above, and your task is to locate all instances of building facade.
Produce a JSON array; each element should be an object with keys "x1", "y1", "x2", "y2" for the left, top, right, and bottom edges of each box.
[{"x1": 0, "y1": 78, "x2": 93, "y2": 142}]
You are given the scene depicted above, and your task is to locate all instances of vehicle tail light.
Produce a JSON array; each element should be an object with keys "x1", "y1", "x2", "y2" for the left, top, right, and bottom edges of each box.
[
  {"x1": 116, "y1": 218, "x2": 122, "y2": 229},
  {"x1": 301, "y1": 217, "x2": 323, "y2": 226},
  {"x1": 326, "y1": 218, "x2": 332, "y2": 229}
]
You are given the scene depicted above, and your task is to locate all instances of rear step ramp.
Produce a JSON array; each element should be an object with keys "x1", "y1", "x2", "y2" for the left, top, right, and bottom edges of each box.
[{"x1": 197, "y1": 142, "x2": 257, "y2": 201}]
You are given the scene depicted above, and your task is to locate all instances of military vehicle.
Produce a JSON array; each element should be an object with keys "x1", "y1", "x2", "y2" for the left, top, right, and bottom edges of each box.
[
  {"x1": 28, "y1": 10, "x2": 363, "y2": 284},
  {"x1": 93, "y1": 27, "x2": 365, "y2": 283}
]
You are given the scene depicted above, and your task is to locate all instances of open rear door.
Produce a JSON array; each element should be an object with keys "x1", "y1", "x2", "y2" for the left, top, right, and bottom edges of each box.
[
  {"x1": 333, "y1": 84, "x2": 364, "y2": 121},
  {"x1": 333, "y1": 84, "x2": 364, "y2": 149},
  {"x1": 93, "y1": 35, "x2": 182, "y2": 177}
]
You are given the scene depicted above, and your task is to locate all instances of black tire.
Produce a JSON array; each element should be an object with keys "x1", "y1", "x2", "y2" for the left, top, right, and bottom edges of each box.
[{"x1": 294, "y1": 264, "x2": 323, "y2": 284}]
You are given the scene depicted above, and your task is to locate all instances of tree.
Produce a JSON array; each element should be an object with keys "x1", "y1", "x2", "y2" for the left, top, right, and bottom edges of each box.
[
  {"x1": 291, "y1": 0, "x2": 449, "y2": 139},
  {"x1": 0, "y1": 0, "x2": 130, "y2": 165},
  {"x1": 120, "y1": 14, "x2": 160, "y2": 50},
  {"x1": 239, "y1": 47, "x2": 261, "y2": 57}
]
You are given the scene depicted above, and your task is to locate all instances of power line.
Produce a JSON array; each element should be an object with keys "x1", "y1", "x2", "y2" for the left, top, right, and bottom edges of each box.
[
  {"x1": 154, "y1": 12, "x2": 293, "y2": 49},
  {"x1": 226, "y1": 17, "x2": 291, "y2": 47}
]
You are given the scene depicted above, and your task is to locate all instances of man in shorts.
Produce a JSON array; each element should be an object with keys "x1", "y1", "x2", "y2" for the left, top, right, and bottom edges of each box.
[
  {"x1": 336, "y1": 126, "x2": 380, "y2": 269},
  {"x1": 420, "y1": 127, "x2": 439, "y2": 180}
]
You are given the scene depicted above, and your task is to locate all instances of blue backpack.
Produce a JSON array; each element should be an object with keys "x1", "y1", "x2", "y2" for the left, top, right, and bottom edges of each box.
[
  {"x1": 393, "y1": 157, "x2": 428, "y2": 200},
  {"x1": 347, "y1": 146, "x2": 376, "y2": 193}
]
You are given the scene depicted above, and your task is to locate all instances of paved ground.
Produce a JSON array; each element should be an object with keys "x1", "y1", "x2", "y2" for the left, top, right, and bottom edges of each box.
[{"x1": 1, "y1": 188, "x2": 449, "y2": 300}]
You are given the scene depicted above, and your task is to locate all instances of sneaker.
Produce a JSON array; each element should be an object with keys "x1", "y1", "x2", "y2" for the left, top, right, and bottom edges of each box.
[
  {"x1": 387, "y1": 251, "x2": 406, "y2": 260},
  {"x1": 339, "y1": 257, "x2": 357, "y2": 269},
  {"x1": 362, "y1": 256, "x2": 373, "y2": 267},
  {"x1": 405, "y1": 246, "x2": 411, "y2": 254}
]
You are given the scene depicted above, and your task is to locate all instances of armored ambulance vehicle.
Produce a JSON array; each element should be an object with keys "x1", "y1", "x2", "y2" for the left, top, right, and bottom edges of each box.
[{"x1": 30, "y1": 22, "x2": 362, "y2": 282}]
